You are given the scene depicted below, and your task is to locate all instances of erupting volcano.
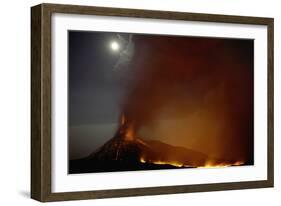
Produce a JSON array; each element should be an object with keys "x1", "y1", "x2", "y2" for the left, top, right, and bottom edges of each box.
[
  {"x1": 69, "y1": 113, "x2": 245, "y2": 174},
  {"x1": 68, "y1": 31, "x2": 253, "y2": 174}
]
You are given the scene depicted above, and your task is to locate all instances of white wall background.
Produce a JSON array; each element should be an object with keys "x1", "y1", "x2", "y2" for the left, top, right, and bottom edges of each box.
[{"x1": 0, "y1": 0, "x2": 279, "y2": 205}]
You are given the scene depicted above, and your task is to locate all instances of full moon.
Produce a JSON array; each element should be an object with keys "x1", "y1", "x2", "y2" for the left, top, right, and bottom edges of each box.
[{"x1": 110, "y1": 41, "x2": 120, "y2": 52}]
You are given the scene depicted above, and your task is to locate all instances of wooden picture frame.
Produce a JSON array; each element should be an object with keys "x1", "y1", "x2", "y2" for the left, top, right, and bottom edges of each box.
[{"x1": 31, "y1": 3, "x2": 274, "y2": 202}]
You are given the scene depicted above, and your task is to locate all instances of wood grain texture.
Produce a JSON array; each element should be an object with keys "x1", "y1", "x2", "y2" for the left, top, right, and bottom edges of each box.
[
  {"x1": 31, "y1": 4, "x2": 42, "y2": 201},
  {"x1": 31, "y1": 3, "x2": 274, "y2": 202},
  {"x1": 267, "y1": 20, "x2": 274, "y2": 187}
]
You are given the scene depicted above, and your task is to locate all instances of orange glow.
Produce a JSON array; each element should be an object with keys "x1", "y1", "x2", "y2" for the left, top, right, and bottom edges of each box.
[
  {"x1": 232, "y1": 161, "x2": 245, "y2": 166},
  {"x1": 121, "y1": 115, "x2": 246, "y2": 168},
  {"x1": 140, "y1": 157, "x2": 146, "y2": 163},
  {"x1": 197, "y1": 160, "x2": 245, "y2": 168},
  {"x1": 124, "y1": 123, "x2": 135, "y2": 141},
  {"x1": 140, "y1": 156, "x2": 244, "y2": 168},
  {"x1": 120, "y1": 113, "x2": 125, "y2": 126},
  {"x1": 119, "y1": 113, "x2": 136, "y2": 141},
  {"x1": 140, "y1": 157, "x2": 187, "y2": 168},
  {"x1": 153, "y1": 161, "x2": 184, "y2": 167}
]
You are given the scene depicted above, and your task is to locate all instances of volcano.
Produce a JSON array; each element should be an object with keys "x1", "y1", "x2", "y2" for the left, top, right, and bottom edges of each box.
[
  {"x1": 69, "y1": 136, "x2": 207, "y2": 173},
  {"x1": 69, "y1": 114, "x2": 245, "y2": 174}
]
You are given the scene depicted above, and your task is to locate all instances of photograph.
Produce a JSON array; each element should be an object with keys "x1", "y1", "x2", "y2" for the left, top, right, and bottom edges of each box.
[
  {"x1": 68, "y1": 31, "x2": 254, "y2": 174},
  {"x1": 31, "y1": 3, "x2": 273, "y2": 201}
]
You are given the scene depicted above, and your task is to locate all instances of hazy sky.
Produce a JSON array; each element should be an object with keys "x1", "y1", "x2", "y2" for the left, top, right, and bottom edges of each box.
[
  {"x1": 69, "y1": 31, "x2": 254, "y2": 162},
  {"x1": 69, "y1": 31, "x2": 134, "y2": 159}
]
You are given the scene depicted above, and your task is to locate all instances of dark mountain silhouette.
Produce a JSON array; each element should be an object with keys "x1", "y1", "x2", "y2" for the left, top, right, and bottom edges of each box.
[
  {"x1": 69, "y1": 114, "x2": 246, "y2": 174},
  {"x1": 69, "y1": 133, "x2": 210, "y2": 174}
]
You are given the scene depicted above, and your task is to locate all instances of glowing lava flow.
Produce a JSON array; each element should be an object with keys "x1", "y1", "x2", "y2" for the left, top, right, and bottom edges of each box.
[
  {"x1": 139, "y1": 157, "x2": 187, "y2": 168},
  {"x1": 197, "y1": 160, "x2": 245, "y2": 168},
  {"x1": 139, "y1": 157, "x2": 245, "y2": 168}
]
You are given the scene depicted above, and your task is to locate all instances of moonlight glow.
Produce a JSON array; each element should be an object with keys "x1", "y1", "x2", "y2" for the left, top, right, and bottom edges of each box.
[{"x1": 110, "y1": 41, "x2": 120, "y2": 52}]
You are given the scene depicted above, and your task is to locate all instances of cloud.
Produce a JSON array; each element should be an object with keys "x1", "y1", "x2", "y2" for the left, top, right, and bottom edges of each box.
[{"x1": 114, "y1": 34, "x2": 134, "y2": 72}]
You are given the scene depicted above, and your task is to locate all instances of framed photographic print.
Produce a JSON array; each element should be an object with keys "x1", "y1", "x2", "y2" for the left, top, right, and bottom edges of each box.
[{"x1": 31, "y1": 3, "x2": 274, "y2": 202}]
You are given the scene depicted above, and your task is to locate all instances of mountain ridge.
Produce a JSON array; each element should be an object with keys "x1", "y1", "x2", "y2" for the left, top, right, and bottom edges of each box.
[{"x1": 69, "y1": 135, "x2": 210, "y2": 174}]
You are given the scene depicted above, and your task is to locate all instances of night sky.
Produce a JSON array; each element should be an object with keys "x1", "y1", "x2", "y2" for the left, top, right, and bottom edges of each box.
[{"x1": 68, "y1": 31, "x2": 254, "y2": 163}]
